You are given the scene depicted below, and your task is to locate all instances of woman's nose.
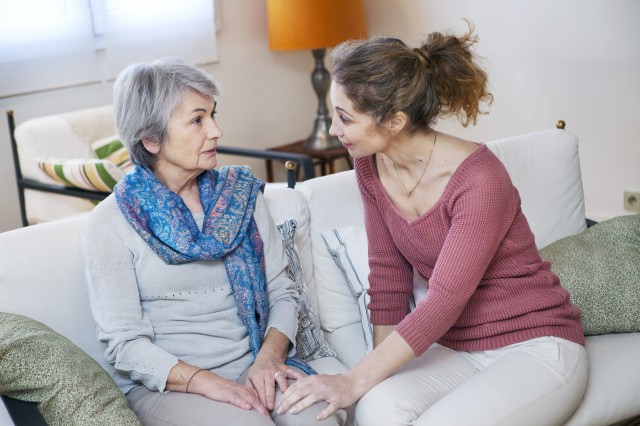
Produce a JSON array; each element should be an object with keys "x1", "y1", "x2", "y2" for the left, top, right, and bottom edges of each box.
[
  {"x1": 208, "y1": 119, "x2": 223, "y2": 139},
  {"x1": 329, "y1": 116, "x2": 340, "y2": 137}
]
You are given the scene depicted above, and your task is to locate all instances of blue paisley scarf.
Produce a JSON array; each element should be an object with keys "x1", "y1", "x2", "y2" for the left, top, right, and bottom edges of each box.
[{"x1": 115, "y1": 164, "x2": 313, "y2": 375}]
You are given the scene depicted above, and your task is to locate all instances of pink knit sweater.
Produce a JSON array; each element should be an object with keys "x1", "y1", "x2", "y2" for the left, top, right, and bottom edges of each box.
[{"x1": 355, "y1": 145, "x2": 585, "y2": 356}]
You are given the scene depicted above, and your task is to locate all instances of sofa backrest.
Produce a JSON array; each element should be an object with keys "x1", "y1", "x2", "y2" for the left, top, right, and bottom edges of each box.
[
  {"x1": 486, "y1": 129, "x2": 586, "y2": 248},
  {"x1": 0, "y1": 127, "x2": 587, "y2": 372},
  {"x1": 290, "y1": 128, "x2": 588, "y2": 367},
  {"x1": 0, "y1": 215, "x2": 115, "y2": 374}
]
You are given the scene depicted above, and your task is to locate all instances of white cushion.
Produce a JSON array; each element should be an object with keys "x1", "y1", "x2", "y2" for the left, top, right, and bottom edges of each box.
[
  {"x1": 24, "y1": 191, "x2": 96, "y2": 224},
  {"x1": 486, "y1": 129, "x2": 586, "y2": 248},
  {"x1": 321, "y1": 227, "x2": 372, "y2": 354},
  {"x1": 296, "y1": 171, "x2": 371, "y2": 365},
  {"x1": 565, "y1": 333, "x2": 640, "y2": 426},
  {"x1": 323, "y1": 322, "x2": 368, "y2": 369},
  {"x1": 265, "y1": 179, "x2": 371, "y2": 368},
  {"x1": 262, "y1": 184, "x2": 318, "y2": 315},
  {"x1": 0, "y1": 215, "x2": 114, "y2": 378}
]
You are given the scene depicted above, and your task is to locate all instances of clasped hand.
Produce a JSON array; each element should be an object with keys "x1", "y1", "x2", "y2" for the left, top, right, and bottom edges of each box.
[
  {"x1": 276, "y1": 373, "x2": 357, "y2": 420},
  {"x1": 246, "y1": 359, "x2": 303, "y2": 415}
]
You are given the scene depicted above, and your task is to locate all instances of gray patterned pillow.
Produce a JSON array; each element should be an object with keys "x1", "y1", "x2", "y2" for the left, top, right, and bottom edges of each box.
[
  {"x1": 539, "y1": 214, "x2": 640, "y2": 335},
  {"x1": 277, "y1": 219, "x2": 337, "y2": 360},
  {"x1": 0, "y1": 313, "x2": 140, "y2": 425}
]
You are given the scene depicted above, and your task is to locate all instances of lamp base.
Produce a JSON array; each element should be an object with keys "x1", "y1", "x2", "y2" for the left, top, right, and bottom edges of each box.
[
  {"x1": 305, "y1": 117, "x2": 342, "y2": 150},
  {"x1": 304, "y1": 48, "x2": 342, "y2": 151}
]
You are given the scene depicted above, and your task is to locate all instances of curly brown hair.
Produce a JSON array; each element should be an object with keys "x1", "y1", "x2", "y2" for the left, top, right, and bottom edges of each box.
[{"x1": 330, "y1": 22, "x2": 493, "y2": 132}]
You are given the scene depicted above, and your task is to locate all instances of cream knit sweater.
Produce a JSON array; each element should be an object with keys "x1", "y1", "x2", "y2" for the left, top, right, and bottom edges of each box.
[{"x1": 85, "y1": 192, "x2": 298, "y2": 394}]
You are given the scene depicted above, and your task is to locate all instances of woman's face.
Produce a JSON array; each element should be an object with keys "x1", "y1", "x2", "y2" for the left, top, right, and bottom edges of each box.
[
  {"x1": 152, "y1": 89, "x2": 222, "y2": 178},
  {"x1": 329, "y1": 81, "x2": 388, "y2": 158}
]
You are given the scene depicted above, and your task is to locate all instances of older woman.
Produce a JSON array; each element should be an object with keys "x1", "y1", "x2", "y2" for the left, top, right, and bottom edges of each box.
[{"x1": 85, "y1": 58, "x2": 345, "y2": 426}]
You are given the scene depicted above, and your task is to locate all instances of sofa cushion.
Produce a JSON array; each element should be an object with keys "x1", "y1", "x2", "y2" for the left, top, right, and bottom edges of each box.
[
  {"x1": 486, "y1": 129, "x2": 586, "y2": 249},
  {"x1": 297, "y1": 171, "x2": 370, "y2": 365},
  {"x1": 0, "y1": 216, "x2": 116, "y2": 378},
  {"x1": 276, "y1": 219, "x2": 337, "y2": 361},
  {"x1": 539, "y1": 214, "x2": 640, "y2": 335},
  {"x1": 321, "y1": 227, "x2": 373, "y2": 354},
  {"x1": 564, "y1": 333, "x2": 640, "y2": 426},
  {"x1": 262, "y1": 185, "x2": 318, "y2": 315},
  {"x1": 37, "y1": 158, "x2": 125, "y2": 192},
  {"x1": 0, "y1": 312, "x2": 140, "y2": 425}
]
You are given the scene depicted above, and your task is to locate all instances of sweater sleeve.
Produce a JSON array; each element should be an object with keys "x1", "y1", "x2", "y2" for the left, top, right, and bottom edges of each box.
[
  {"x1": 84, "y1": 196, "x2": 179, "y2": 393},
  {"x1": 395, "y1": 155, "x2": 519, "y2": 356},
  {"x1": 355, "y1": 157, "x2": 414, "y2": 325},
  {"x1": 254, "y1": 192, "x2": 299, "y2": 348}
]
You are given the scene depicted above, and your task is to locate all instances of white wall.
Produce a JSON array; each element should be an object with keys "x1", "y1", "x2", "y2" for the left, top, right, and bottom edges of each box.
[
  {"x1": 366, "y1": 0, "x2": 640, "y2": 222},
  {"x1": 1, "y1": 0, "x2": 638, "y2": 231}
]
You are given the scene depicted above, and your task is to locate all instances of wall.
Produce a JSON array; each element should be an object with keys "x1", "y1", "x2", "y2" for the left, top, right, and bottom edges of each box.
[
  {"x1": 1, "y1": 0, "x2": 638, "y2": 231},
  {"x1": 366, "y1": 0, "x2": 640, "y2": 222}
]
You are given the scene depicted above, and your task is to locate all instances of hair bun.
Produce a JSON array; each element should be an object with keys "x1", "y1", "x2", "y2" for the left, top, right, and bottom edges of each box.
[{"x1": 413, "y1": 48, "x2": 431, "y2": 67}]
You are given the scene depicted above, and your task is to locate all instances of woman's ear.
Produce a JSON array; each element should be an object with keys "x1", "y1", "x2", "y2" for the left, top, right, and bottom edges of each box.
[
  {"x1": 141, "y1": 137, "x2": 161, "y2": 155},
  {"x1": 386, "y1": 112, "x2": 408, "y2": 135}
]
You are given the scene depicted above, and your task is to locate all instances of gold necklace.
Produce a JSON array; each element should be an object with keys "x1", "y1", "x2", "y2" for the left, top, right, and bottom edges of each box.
[{"x1": 392, "y1": 131, "x2": 437, "y2": 197}]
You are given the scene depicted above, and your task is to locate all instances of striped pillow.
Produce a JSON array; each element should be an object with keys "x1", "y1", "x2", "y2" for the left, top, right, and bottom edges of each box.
[
  {"x1": 37, "y1": 158, "x2": 125, "y2": 192},
  {"x1": 91, "y1": 135, "x2": 133, "y2": 173}
]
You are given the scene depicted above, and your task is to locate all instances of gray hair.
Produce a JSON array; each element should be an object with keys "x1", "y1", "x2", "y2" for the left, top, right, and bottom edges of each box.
[{"x1": 113, "y1": 57, "x2": 221, "y2": 167}]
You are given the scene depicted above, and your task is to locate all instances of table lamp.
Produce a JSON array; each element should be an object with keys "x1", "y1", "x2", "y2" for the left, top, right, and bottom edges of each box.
[{"x1": 267, "y1": 0, "x2": 367, "y2": 150}]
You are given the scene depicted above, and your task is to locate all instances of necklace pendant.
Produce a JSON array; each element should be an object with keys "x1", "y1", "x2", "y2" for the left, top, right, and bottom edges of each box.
[{"x1": 407, "y1": 190, "x2": 413, "y2": 197}]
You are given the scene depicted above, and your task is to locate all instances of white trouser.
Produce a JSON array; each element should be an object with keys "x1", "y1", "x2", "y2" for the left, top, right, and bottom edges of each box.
[{"x1": 355, "y1": 336, "x2": 588, "y2": 426}]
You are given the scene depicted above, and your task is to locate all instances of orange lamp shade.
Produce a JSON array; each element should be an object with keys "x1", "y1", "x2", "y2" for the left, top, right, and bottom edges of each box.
[{"x1": 267, "y1": 0, "x2": 368, "y2": 51}]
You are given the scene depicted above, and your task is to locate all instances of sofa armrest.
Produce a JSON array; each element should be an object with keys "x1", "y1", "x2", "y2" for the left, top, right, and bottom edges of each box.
[{"x1": 216, "y1": 145, "x2": 316, "y2": 181}]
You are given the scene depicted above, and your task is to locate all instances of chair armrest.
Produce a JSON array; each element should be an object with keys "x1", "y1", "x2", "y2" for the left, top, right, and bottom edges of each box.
[
  {"x1": 217, "y1": 146, "x2": 316, "y2": 181},
  {"x1": 19, "y1": 178, "x2": 110, "y2": 201}
]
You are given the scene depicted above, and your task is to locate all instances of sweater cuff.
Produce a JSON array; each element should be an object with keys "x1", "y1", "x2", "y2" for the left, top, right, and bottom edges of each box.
[
  {"x1": 370, "y1": 309, "x2": 406, "y2": 326},
  {"x1": 395, "y1": 320, "x2": 430, "y2": 356},
  {"x1": 266, "y1": 304, "x2": 298, "y2": 347}
]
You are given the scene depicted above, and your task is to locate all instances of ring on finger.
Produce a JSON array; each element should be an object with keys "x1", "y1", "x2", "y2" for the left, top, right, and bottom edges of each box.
[{"x1": 274, "y1": 371, "x2": 283, "y2": 379}]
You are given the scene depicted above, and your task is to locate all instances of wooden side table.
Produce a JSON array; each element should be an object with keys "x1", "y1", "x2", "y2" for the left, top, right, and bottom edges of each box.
[{"x1": 265, "y1": 140, "x2": 352, "y2": 182}]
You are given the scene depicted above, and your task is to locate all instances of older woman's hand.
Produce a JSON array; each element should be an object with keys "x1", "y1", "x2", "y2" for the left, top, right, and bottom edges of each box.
[
  {"x1": 277, "y1": 373, "x2": 357, "y2": 420},
  {"x1": 247, "y1": 328, "x2": 303, "y2": 410},
  {"x1": 187, "y1": 369, "x2": 270, "y2": 416},
  {"x1": 247, "y1": 359, "x2": 303, "y2": 411}
]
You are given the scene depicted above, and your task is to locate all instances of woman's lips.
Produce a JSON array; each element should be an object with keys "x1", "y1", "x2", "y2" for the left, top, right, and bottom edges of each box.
[{"x1": 202, "y1": 147, "x2": 217, "y2": 155}]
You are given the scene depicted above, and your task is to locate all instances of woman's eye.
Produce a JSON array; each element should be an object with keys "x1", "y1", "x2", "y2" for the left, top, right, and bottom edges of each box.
[
  {"x1": 193, "y1": 117, "x2": 202, "y2": 124},
  {"x1": 339, "y1": 115, "x2": 349, "y2": 124}
]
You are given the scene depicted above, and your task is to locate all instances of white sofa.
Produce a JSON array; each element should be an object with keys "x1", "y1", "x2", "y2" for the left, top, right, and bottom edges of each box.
[{"x1": 1, "y1": 128, "x2": 640, "y2": 425}]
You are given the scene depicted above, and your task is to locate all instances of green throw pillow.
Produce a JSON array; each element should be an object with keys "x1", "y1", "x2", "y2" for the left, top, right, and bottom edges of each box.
[
  {"x1": 0, "y1": 313, "x2": 140, "y2": 425},
  {"x1": 539, "y1": 214, "x2": 640, "y2": 335},
  {"x1": 91, "y1": 135, "x2": 133, "y2": 173},
  {"x1": 37, "y1": 158, "x2": 125, "y2": 192}
]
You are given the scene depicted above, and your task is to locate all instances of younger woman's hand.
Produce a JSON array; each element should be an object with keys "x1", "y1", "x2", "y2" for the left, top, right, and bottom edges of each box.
[{"x1": 277, "y1": 373, "x2": 357, "y2": 420}]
